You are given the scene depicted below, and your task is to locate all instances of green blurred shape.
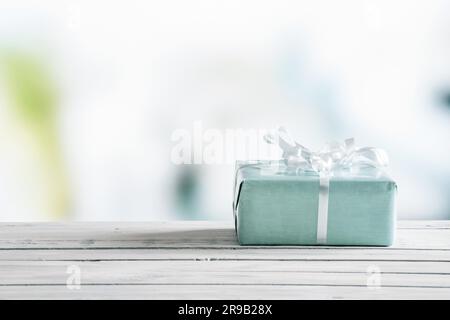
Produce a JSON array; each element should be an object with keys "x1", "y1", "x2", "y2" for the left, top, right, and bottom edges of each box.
[
  {"x1": 1, "y1": 50, "x2": 70, "y2": 219},
  {"x1": 3, "y1": 52, "x2": 56, "y2": 124}
]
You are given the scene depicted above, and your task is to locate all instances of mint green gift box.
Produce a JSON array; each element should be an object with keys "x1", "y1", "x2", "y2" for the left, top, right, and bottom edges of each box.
[{"x1": 233, "y1": 160, "x2": 397, "y2": 246}]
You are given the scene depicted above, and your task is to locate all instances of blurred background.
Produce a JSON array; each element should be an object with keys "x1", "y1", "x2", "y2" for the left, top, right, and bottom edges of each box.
[{"x1": 0, "y1": 0, "x2": 449, "y2": 221}]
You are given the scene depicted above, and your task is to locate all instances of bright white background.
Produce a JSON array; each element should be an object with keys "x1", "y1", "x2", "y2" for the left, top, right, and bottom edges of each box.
[{"x1": 0, "y1": 0, "x2": 449, "y2": 221}]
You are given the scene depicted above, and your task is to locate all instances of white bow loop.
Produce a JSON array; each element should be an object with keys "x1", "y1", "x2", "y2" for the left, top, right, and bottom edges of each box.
[{"x1": 264, "y1": 127, "x2": 389, "y2": 175}]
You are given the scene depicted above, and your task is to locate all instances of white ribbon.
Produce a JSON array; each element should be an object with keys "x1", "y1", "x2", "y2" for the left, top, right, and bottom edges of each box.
[
  {"x1": 317, "y1": 174, "x2": 329, "y2": 244},
  {"x1": 264, "y1": 127, "x2": 389, "y2": 244}
]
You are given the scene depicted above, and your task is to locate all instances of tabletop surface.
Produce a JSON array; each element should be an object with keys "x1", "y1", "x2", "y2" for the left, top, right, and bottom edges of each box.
[{"x1": 0, "y1": 220, "x2": 449, "y2": 299}]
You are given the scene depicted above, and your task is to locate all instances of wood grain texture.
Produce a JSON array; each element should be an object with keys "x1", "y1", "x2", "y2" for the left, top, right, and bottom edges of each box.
[{"x1": 0, "y1": 221, "x2": 449, "y2": 299}]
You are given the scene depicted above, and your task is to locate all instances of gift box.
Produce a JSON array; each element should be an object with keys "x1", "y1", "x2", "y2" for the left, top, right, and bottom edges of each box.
[{"x1": 232, "y1": 128, "x2": 397, "y2": 246}]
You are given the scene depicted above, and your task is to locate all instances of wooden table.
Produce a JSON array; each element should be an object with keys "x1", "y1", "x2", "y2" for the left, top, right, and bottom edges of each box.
[{"x1": 0, "y1": 221, "x2": 449, "y2": 299}]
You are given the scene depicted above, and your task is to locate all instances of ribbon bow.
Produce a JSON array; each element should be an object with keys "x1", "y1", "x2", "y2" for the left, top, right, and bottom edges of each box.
[{"x1": 264, "y1": 127, "x2": 389, "y2": 175}]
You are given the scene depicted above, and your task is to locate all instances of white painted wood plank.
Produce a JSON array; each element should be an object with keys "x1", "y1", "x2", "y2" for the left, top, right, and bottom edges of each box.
[
  {"x1": 1, "y1": 260, "x2": 449, "y2": 275},
  {"x1": 1, "y1": 248, "x2": 449, "y2": 262},
  {"x1": 0, "y1": 220, "x2": 447, "y2": 233},
  {"x1": 0, "y1": 221, "x2": 446, "y2": 242},
  {"x1": 0, "y1": 285, "x2": 449, "y2": 300},
  {"x1": 0, "y1": 260, "x2": 449, "y2": 287},
  {"x1": 0, "y1": 221, "x2": 448, "y2": 249},
  {"x1": 395, "y1": 221, "x2": 450, "y2": 229}
]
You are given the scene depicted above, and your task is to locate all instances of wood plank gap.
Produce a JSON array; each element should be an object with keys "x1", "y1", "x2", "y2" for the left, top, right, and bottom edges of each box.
[
  {"x1": 1, "y1": 283, "x2": 450, "y2": 289},
  {"x1": 1, "y1": 247, "x2": 449, "y2": 251},
  {"x1": 3, "y1": 258, "x2": 450, "y2": 262}
]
